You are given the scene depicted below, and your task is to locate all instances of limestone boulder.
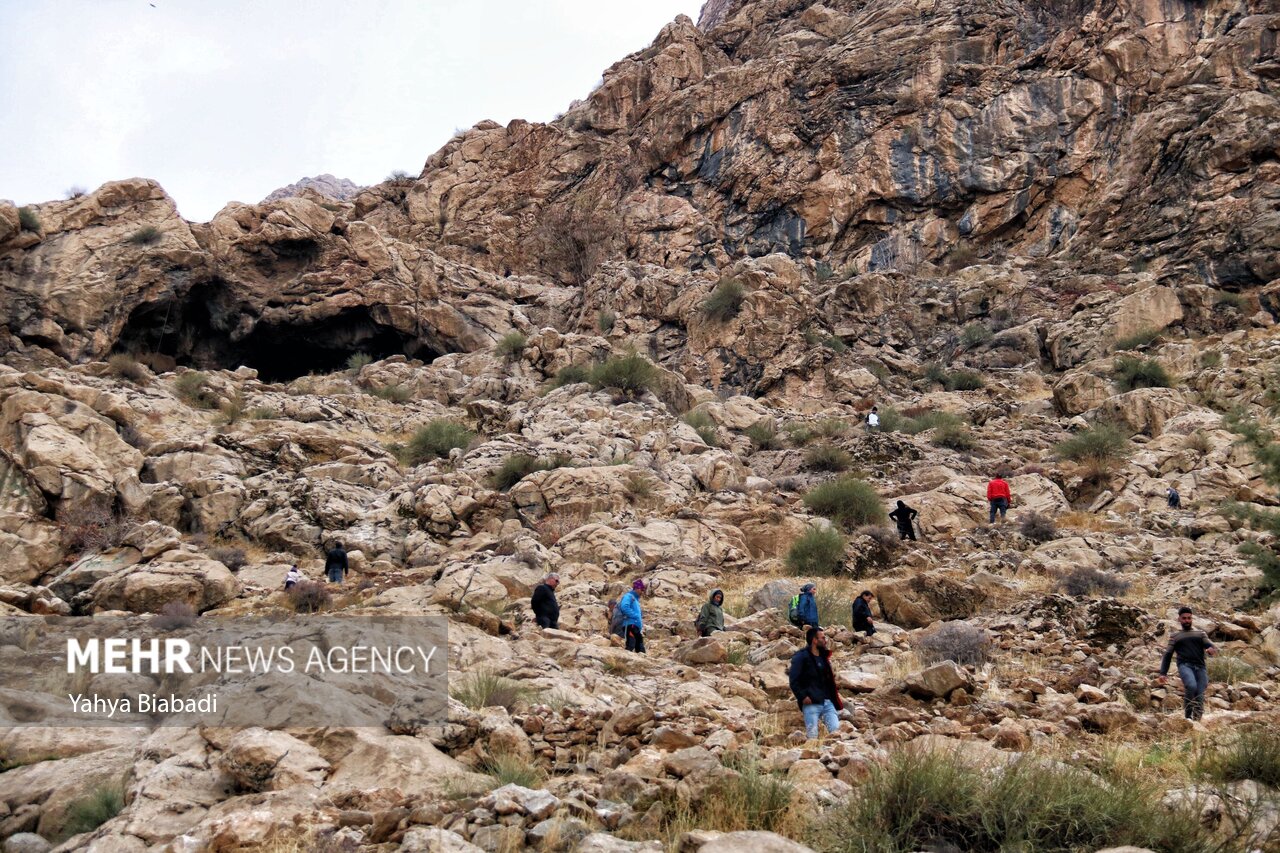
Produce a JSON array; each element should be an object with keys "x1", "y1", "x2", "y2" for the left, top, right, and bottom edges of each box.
[
  {"x1": 904, "y1": 661, "x2": 974, "y2": 700},
  {"x1": 84, "y1": 550, "x2": 238, "y2": 613}
]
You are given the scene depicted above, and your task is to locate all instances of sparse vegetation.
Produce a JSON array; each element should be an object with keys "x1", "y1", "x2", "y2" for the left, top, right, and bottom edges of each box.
[
  {"x1": 18, "y1": 206, "x2": 40, "y2": 232},
  {"x1": 917, "y1": 621, "x2": 990, "y2": 666},
  {"x1": 368, "y1": 383, "x2": 412, "y2": 403},
  {"x1": 346, "y1": 352, "x2": 372, "y2": 373},
  {"x1": 452, "y1": 670, "x2": 541, "y2": 712},
  {"x1": 490, "y1": 453, "x2": 568, "y2": 491},
  {"x1": 405, "y1": 420, "x2": 474, "y2": 465},
  {"x1": 533, "y1": 195, "x2": 624, "y2": 283},
  {"x1": 945, "y1": 369, "x2": 986, "y2": 391},
  {"x1": 745, "y1": 420, "x2": 780, "y2": 450},
  {"x1": 1185, "y1": 431, "x2": 1212, "y2": 456},
  {"x1": 1113, "y1": 355, "x2": 1173, "y2": 391},
  {"x1": 589, "y1": 351, "x2": 656, "y2": 398},
  {"x1": 210, "y1": 546, "x2": 248, "y2": 571},
  {"x1": 785, "y1": 422, "x2": 815, "y2": 446},
  {"x1": 803, "y1": 477, "x2": 887, "y2": 530},
  {"x1": 65, "y1": 186, "x2": 87, "y2": 199},
  {"x1": 804, "y1": 443, "x2": 852, "y2": 472},
  {"x1": 127, "y1": 225, "x2": 163, "y2": 245},
  {"x1": 57, "y1": 499, "x2": 128, "y2": 555},
  {"x1": 597, "y1": 309, "x2": 616, "y2": 333},
  {"x1": 1199, "y1": 350, "x2": 1222, "y2": 369},
  {"x1": 57, "y1": 784, "x2": 125, "y2": 841},
  {"x1": 682, "y1": 409, "x2": 720, "y2": 446},
  {"x1": 702, "y1": 278, "x2": 746, "y2": 322},
  {"x1": 547, "y1": 363, "x2": 590, "y2": 389},
  {"x1": 496, "y1": 331, "x2": 527, "y2": 360},
  {"x1": 151, "y1": 601, "x2": 198, "y2": 631},
  {"x1": 1058, "y1": 565, "x2": 1131, "y2": 597},
  {"x1": 287, "y1": 581, "x2": 331, "y2": 613},
  {"x1": 107, "y1": 352, "x2": 149, "y2": 383},
  {"x1": 786, "y1": 526, "x2": 846, "y2": 576},
  {"x1": 1019, "y1": 511, "x2": 1058, "y2": 543},
  {"x1": 1197, "y1": 726, "x2": 1280, "y2": 788},
  {"x1": 961, "y1": 322, "x2": 993, "y2": 348},
  {"x1": 931, "y1": 421, "x2": 975, "y2": 450},
  {"x1": 1054, "y1": 423, "x2": 1131, "y2": 479},
  {"x1": 174, "y1": 371, "x2": 219, "y2": 409},
  {"x1": 482, "y1": 752, "x2": 545, "y2": 788},
  {"x1": 1113, "y1": 327, "x2": 1160, "y2": 351},
  {"x1": 1224, "y1": 412, "x2": 1280, "y2": 591},
  {"x1": 625, "y1": 471, "x2": 655, "y2": 501},
  {"x1": 1207, "y1": 655, "x2": 1258, "y2": 686},
  {"x1": 387, "y1": 169, "x2": 412, "y2": 182}
]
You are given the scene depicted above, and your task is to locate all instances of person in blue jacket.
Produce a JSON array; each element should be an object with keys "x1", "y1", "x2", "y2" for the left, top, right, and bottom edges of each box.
[
  {"x1": 618, "y1": 578, "x2": 647, "y2": 654},
  {"x1": 789, "y1": 582, "x2": 820, "y2": 630}
]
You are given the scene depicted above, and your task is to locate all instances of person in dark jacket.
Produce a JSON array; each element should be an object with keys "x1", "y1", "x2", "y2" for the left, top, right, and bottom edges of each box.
[
  {"x1": 325, "y1": 542, "x2": 348, "y2": 584},
  {"x1": 790, "y1": 583, "x2": 820, "y2": 630},
  {"x1": 531, "y1": 572, "x2": 560, "y2": 629},
  {"x1": 1166, "y1": 485, "x2": 1182, "y2": 509},
  {"x1": 697, "y1": 589, "x2": 725, "y2": 637},
  {"x1": 788, "y1": 627, "x2": 843, "y2": 739},
  {"x1": 852, "y1": 590, "x2": 876, "y2": 637},
  {"x1": 1157, "y1": 606, "x2": 1217, "y2": 720},
  {"x1": 888, "y1": 500, "x2": 919, "y2": 541}
]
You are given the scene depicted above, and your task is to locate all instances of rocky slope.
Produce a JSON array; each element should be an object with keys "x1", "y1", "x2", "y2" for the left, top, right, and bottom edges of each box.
[
  {"x1": 262, "y1": 174, "x2": 367, "y2": 205},
  {"x1": 0, "y1": 0, "x2": 1279, "y2": 851}
]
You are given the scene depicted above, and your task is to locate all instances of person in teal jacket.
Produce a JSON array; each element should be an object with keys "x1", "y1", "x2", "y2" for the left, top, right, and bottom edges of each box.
[{"x1": 618, "y1": 578, "x2": 647, "y2": 654}]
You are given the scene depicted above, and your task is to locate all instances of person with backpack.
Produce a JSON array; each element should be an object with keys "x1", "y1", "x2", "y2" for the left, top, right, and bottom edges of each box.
[
  {"x1": 531, "y1": 572, "x2": 560, "y2": 629},
  {"x1": 888, "y1": 500, "x2": 919, "y2": 541},
  {"x1": 789, "y1": 583, "x2": 820, "y2": 630},
  {"x1": 618, "y1": 579, "x2": 647, "y2": 653},
  {"x1": 1166, "y1": 485, "x2": 1182, "y2": 509},
  {"x1": 852, "y1": 590, "x2": 876, "y2": 637},
  {"x1": 325, "y1": 541, "x2": 349, "y2": 584},
  {"x1": 986, "y1": 475, "x2": 1012, "y2": 524},
  {"x1": 788, "y1": 627, "x2": 843, "y2": 739},
  {"x1": 696, "y1": 589, "x2": 725, "y2": 637},
  {"x1": 284, "y1": 565, "x2": 302, "y2": 590}
]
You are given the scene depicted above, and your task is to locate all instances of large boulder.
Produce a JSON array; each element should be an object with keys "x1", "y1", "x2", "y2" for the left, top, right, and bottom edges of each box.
[
  {"x1": 904, "y1": 661, "x2": 974, "y2": 700},
  {"x1": 874, "y1": 573, "x2": 986, "y2": 629}
]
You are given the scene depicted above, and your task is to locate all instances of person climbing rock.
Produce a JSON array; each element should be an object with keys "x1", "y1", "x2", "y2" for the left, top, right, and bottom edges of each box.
[
  {"x1": 888, "y1": 499, "x2": 919, "y2": 541},
  {"x1": 788, "y1": 582, "x2": 820, "y2": 630},
  {"x1": 325, "y1": 541, "x2": 348, "y2": 584},
  {"x1": 866, "y1": 406, "x2": 880, "y2": 431},
  {"x1": 986, "y1": 475, "x2": 1012, "y2": 524},
  {"x1": 1157, "y1": 606, "x2": 1217, "y2": 720},
  {"x1": 852, "y1": 589, "x2": 876, "y2": 637},
  {"x1": 697, "y1": 589, "x2": 725, "y2": 637},
  {"x1": 618, "y1": 579, "x2": 647, "y2": 654},
  {"x1": 1167, "y1": 485, "x2": 1182, "y2": 509},
  {"x1": 284, "y1": 565, "x2": 301, "y2": 590},
  {"x1": 531, "y1": 572, "x2": 561, "y2": 630},
  {"x1": 789, "y1": 627, "x2": 843, "y2": 739}
]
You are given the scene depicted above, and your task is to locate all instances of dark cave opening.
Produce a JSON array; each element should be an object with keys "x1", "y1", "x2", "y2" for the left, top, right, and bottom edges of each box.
[{"x1": 113, "y1": 283, "x2": 440, "y2": 383}]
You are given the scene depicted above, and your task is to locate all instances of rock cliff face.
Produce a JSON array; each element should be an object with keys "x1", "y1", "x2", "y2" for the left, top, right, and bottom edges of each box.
[
  {"x1": 263, "y1": 174, "x2": 366, "y2": 204},
  {"x1": 0, "y1": 0, "x2": 1279, "y2": 851}
]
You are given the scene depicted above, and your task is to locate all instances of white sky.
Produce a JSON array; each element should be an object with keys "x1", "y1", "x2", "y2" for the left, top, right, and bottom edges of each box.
[{"x1": 0, "y1": 0, "x2": 703, "y2": 221}]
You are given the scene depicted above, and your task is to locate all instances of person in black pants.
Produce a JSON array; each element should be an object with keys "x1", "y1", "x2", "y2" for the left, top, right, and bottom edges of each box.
[
  {"x1": 325, "y1": 541, "x2": 348, "y2": 584},
  {"x1": 531, "y1": 572, "x2": 561, "y2": 629},
  {"x1": 1157, "y1": 606, "x2": 1217, "y2": 720},
  {"x1": 852, "y1": 590, "x2": 877, "y2": 637},
  {"x1": 888, "y1": 500, "x2": 919, "y2": 541}
]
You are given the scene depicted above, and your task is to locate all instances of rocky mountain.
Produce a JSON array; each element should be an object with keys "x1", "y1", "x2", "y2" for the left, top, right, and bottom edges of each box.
[
  {"x1": 0, "y1": 0, "x2": 1278, "y2": 851},
  {"x1": 262, "y1": 174, "x2": 366, "y2": 204}
]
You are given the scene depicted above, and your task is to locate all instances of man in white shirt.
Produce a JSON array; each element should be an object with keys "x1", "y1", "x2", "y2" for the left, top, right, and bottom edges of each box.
[{"x1": 867, "y1": 406, "x2": 880, "y2": 431}]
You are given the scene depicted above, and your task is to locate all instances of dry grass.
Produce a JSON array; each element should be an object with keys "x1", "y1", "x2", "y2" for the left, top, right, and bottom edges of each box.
[{"x1": 1058, "y1": 511, "x2": 1123, "y2": 532}]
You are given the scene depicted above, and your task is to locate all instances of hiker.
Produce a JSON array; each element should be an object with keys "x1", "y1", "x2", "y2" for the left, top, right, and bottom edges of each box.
[
  {"x1": 866, "y1": 406, "x2": 880, "y2": 431},
  {"x1": 852, "y1": 590, "x2": 876, "y2": 637},
  {"x1": 789, "y1": 583, "x2": 820, "y2": 630},
  {"x1": 618, "y1": 579, "x2": 647, "y2": 654},
  {"x1": 986, "y1": 474, "x2": 1012, "y2": 524},
  {"x1": 284, "y1": 565, "x2": 301, "y2": 590},
  {"x1": 697, "y1": 589, "x2": 725, "y2": 637},
  {"x1": 325, "y1": 541, "x2": 348, "y2": 584},
  {"x1": 888, "y1": 499, "x2": 919, "y2": 541},
  {"x1": 1157, "y1": 606, "x2": 1217, "y2": 721},
  {"x1": 788, "y1": 627, "x2": 843, "y2": 739},
  {"x1": 1167, "y1": 485, "x2": 1182, "y2": 509},
  {"x1": 607, "y1": 596, "x2": 626, "y2": 640},
  {"x1": 531, "y1": 572, "x2": 561, "y2": 630}
]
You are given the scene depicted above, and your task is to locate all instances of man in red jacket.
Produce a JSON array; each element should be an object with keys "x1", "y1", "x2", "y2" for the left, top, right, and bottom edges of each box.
[{"x1": 987, "y1": 475, "x2": 1011, "y2": 524}]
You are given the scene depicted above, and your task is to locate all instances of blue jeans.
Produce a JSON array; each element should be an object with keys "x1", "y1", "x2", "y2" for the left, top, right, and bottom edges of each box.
[
  {"x1": 988, "y1": 498, "x2": 1008, "y2": 523},
  {"x1": 1178, "y1": 663, "x2": 1208, "y2": 720},
  {"x1": 802, "y1": 699, "x2": 840, "y2": 738}
]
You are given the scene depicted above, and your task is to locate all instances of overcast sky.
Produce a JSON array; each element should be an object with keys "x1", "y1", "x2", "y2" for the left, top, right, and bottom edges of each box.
[{"x1": 0, "y1": 0, "x2": 703, "y2": 221}]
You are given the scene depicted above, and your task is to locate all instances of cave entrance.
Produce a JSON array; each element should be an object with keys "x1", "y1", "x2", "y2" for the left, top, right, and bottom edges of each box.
[{"x1": 113, "y1": 283, "x2": 440, "y2": 382}]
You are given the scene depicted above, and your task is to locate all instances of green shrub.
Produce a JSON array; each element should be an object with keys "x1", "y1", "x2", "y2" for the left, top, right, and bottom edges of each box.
[
  {"x1": 107, "y1": 353, "x2": 149, "y2": 383},
  {"x1": 785, "y1": 422, "x2": 814, "y2": 446},
  {"x1": 786, "y1": 526, "x2": 845, "y2": 576},
  {"x1": 491, "y1": 453, "x2": 566, "y2": 491},
  {"x1": 1197, "y1": 726, "x2": 1280, "y2": 789},
  {"x1": 127, "y1": 225, "x2": 162, "y2": 245},
  {"x1": 369, "y1": 384, "x2": 412, "y2": 403},
  {"x1": 804, "y1": 443, "x2": 852, "y2": 472},
  {"x1": 825, "y1": 335, "x2": 848, "y2": 353},
  {"x1": 923, "y1": 362, "x2": 948, "y2": 385},
  {"x1": 961, "y1": 323, "x2": 993, "y2": 348},
  {"x1": 597, "y1": 309, "x2": 616, "y2": 333},
  {"x1": 1206, "y1": 655, "x2": 1258, "y2": 686},
  {"x1": 17, "y1": 206, "x2": 40, "y2": 232},
  {"x1": 744, "y1": 420, "x2": 780, "y2": 450},
  {"x1": 346, "y1": 352, "x2": 372, "y2": 372},
  {"x1": 803, "y1": 477, "x2": 886, "y2": 530},
  {"x1": 174, "y1": 372, "x2": 219, "y2": 409},
  {"x1": 1215, "y1": 291, "x2": 1248, "y2": 311},
  {"x1": 1113, "y1": 327, "x2": 1161, "y2": 351},
  {"x1": 57, "y1": 784, "x2": 125, "y2": 841},
  {"x1": 682, "y1": 409, "x2": 720, "y2": 446},
  {"x1": 1055, "y1": 423, "x2": 1131, "y2": 478},
  {"x1": 1114, "y1": 355, "x2": 1172, "y2": 391},
  {"x1": 813, "y1": 417, "x2": 848, "y2": 439},
  {"x1": 931, "y1": 422, "x2": 975, "y2": 450},
  {"x1": 547, "y1": 364, "x2": 590, "y2": 390},
  {"x1": 1199, "y1": 350, "x2": 1223, "y2": 369},
  {"x1": 482, "y1": 752, "x2": 545, "y2": 789},
  {"x1": 945, "y1": 369, "x2": 986, "y2": 391},
  {"x1": 406, "y1": 419, "x2": 474, "y2": 464},
  {"x1": 496, "y1": 331, "x2": 527, "y2": 360},
  {"x1": 589, "y1": 351, "x2": 656, "y2": 398},
  {"x1": 809, "y1": 748, "x2": 1215, "y2": 853},
  {"x1": 702, "y1": 278, "x2": 746, "y2": 322},
  {"x1": 452, "y1": 671, "x2": 541, "y2": 712}
]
